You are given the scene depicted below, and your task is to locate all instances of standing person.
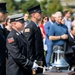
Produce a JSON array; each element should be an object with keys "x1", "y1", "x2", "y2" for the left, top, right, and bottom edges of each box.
[
  {"x1": 0, "y1": 2, "x2": 8, "y2": 75},
  {"x1": 6, "y1": 14, "x2": 38, "y2": 75},
  {"x1": 64, "y1": 26, "x2": 75, "y2": 70},
  {"x1": 5, "y1": 18, "x2": 12, "y2": 36},
  {"x1": 5, "y1": 18, "x2": 12, "y2": 59},
  {"x1": 71, "y1": 13, "x2": 75, "y2": 26},
  {"x1": 61, "y1": 18, "x2": 65, "y2": 24},
  {"x1": 44, "y1": 14, "x2": 55, "y2": 67},
  {"x1": 48, "y1": 12, "x2": 68, "y2": 69},
  {"x1": 24, "y1": 13, "x2": 30, "y2": 27},
  {"x1": 39, "y1": 15, "x2": 49, "y2": 39},
  {"x1": 0, "y1": 2, "x2": 8, "y2": 38},
  {"x1": 39, "y1": 15, "x2": 49, "y2": 51},
  {"x1": 23, "y1": 5, "x2": 46, "y2": 74},
  {"x1": 63, "y1": 10, "x2": 72, "y2": 32},
  {"x1": 48, "y1": 11, "x2": 68, "y2": 52},
  {"x1": 5, "y1": 18, "x2": 12, "y2": 31}
]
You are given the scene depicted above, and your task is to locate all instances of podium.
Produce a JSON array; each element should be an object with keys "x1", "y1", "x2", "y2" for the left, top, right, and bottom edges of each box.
[
  {"x1": 43, "y1": 70, "x2": 75, "y2": 75},
  {"x1": 35, "y1": 70, "x2": 75, "y2": 75}
]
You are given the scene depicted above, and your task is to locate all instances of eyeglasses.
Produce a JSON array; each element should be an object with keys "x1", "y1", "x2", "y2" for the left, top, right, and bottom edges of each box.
[{"x1": 44, "y1": 18, "x2": 47, "y2": 20}]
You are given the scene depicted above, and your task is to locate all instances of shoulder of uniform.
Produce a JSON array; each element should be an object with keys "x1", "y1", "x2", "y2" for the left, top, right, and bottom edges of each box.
[
  {"x1": 24, "y1": 27, "x2": 31, "y2": 33},
  {"x1": 7, "y1": 31, "x2": 14, "y2": 37},
  {"x1": 27, "y1": 21, "x2": 35, "y2": 27},
  {"x1": 24, "y1": 21, "x2": 37, "y2": 32},
  {"x1": 7, "y1": 31, "x2": 15, "y2": 43},
  {"x1": 7, "y1": 36, "x2": 15, "y2": 43}
]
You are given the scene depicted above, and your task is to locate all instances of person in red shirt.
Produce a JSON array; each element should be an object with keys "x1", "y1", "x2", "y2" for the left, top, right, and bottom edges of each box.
[
  {"x1": 39, "y1": 15, "x2": 49, "y2": 51},
  {"x1": 39, "y1": 15, "x2": 49, "y2": 38}
]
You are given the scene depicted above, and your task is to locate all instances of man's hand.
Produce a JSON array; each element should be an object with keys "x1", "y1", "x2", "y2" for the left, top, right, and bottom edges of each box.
[{"x1": 32, "y1": 61, "x2": 38, "y2": 70}]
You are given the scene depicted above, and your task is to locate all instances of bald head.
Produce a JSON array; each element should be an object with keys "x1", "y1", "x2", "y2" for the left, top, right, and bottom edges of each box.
[{"x1": 50, "y1": 14, "x2": 56, "y2": 23}]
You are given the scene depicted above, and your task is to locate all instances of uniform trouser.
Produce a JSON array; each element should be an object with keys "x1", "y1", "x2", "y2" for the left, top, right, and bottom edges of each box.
[{"x1": 46, "y1": 44, "x2": 53, "y2": 67}]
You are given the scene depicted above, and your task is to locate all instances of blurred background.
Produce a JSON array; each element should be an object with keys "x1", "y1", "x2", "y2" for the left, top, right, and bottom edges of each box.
[{"x1": 0, "y1": 0, "x2": 75, "y2": 16}]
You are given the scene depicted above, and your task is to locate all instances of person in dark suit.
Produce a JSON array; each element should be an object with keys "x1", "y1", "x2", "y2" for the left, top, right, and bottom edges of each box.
[
  {"x1": 0, "y1": 2, "x2": 8, "y2": 75},
  {"x1": 24, "y1": 13, "x2": 30, "y2": 27},
  {"x1": 64, "y1": 26, "x2": 75, "y2": 70},
  {"x1": 0, "y1": 2, "x2": 8, "y2": 38},
  {"x1": 23, "y1": 5, "x2": 46, "y2": 74},
  {"x1": 6, "y1": 14, "x2": 38, "y2": 75}
]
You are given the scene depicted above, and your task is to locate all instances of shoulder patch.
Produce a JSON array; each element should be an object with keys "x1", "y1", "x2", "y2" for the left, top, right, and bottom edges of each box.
[
  {"x1": 7, "y1": 37, "x2": 14, "y2": 43},
  {"x1": 24, "y1": 28, "x2": 30, "y2": 32}
]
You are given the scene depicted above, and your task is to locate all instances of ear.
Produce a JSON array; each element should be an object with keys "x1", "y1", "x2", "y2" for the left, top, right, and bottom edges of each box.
[{"x1": 32, "y1": 13, "x2": 35, "y2": 16}]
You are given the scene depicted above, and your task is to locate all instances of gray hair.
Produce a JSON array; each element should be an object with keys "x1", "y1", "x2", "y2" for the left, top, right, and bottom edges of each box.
[{"x1": 54, "y1": 11, "x2": 62, "y2": 17}]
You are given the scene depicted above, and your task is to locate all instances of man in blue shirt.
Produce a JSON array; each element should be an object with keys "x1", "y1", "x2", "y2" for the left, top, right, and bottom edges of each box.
[{"x1": 49, "y1": 11, "x2": 68, "y2": 49}]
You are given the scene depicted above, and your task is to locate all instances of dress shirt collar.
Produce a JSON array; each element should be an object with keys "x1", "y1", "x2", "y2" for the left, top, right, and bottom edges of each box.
[
  {"x1": 0, "y1": 23, "x2": 4, "y2": 29},
  {"x1": 49, "y1": 19, "x2": 53, "y2": 24},
  {"x1": 32, "y1": 21, "x2": 39, "y2": 27},
  {"x1": 70, "y1": 32, "x2": 74, "y2": 39}
]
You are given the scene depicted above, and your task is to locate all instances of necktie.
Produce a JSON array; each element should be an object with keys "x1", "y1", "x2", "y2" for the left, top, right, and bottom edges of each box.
[
  {"x1": 0, "y1": 25, "x2": 1, "y2": 28},
  {"x1": 0, "y1": 25, "x2": 5, "y2": 40}
]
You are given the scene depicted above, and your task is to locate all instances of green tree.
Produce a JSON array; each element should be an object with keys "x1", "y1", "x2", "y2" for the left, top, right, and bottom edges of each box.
[
  {"x1": 15, "y1": 0, "x2": 26, "y2": 10},
  {"x1": 21, "y1": 0, "x2": 39, "y2": 13},
  {"x1": 40, "y1": 0, "x2": 47, "y2": 15},
  {"x1": 47, "y1": 0, "x2": 63, "y2": 16},
  {"x1": 6, "y1": 0, "x2": 15, "y2": 14},
  {"x1": 39, "y1": 0, "x2": 54, "y2": 15}
]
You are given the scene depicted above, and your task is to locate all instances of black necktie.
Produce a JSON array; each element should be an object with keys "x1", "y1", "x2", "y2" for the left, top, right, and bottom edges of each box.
[{"x1": 0, "y1": 25, "x2": 2, "y2": 28}]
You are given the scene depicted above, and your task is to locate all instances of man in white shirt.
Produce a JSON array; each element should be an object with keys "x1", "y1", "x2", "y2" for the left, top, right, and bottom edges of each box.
[{"x1": 63, "y1": 10, "x2": 72, "y2": 32}]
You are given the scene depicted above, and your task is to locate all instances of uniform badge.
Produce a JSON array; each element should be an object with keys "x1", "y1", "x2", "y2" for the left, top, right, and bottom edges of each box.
[
  {"x1": 24, "y1": 28, "x2": 30, "y2": 32},
  {"x1": 7, "y1": 37, "x2": 14, "y2": 43}
]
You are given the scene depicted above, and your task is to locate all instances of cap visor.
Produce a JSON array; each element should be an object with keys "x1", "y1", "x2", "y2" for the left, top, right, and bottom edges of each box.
[{"x1": 16, "y1": 20, "x2": 25, "y2": 23}]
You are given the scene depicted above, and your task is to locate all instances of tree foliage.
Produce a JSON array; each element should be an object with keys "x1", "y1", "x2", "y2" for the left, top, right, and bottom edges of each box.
[
  {"x1": 47, "y1": 0, "x2": 63, "y2": 15},
  {"x1": 6, "y1": 0, "x2": 16, "y2": 13},
  {"x1": 40, "y1": 0, "x2": 48, "y2": 15},
  {"x1": 0, "y1": 0, "x2": 63, "y2": 15},
  {"x1": 15, "y1": 0, "x2": 26, "y2": 10},
  {"x1": 21, "y1": 0, "x2": 39, "y2": 13}
]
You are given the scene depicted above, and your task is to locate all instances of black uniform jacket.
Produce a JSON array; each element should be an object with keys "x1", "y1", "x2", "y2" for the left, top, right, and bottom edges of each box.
[
  {"x1": 0, "y1": 26, "x2": 7, "y2": 75},
  {"x1": 64, "y1": 33, "x2": 75, "y2": 65},
  {"x1": 6, "y1": 29, "x2": 33, "y2": 75},
  {"x1": 24, "y1": 21, "x2": 46, "y2": 66},
  {"x1": 64, "y1": 34, "x2": 75, "y2": 54}
]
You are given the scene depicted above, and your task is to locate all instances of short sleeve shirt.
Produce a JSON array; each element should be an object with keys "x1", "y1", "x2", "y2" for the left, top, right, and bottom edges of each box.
[{"x1": 48, "y1": 22, "x2": 68, "y2": 45}]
